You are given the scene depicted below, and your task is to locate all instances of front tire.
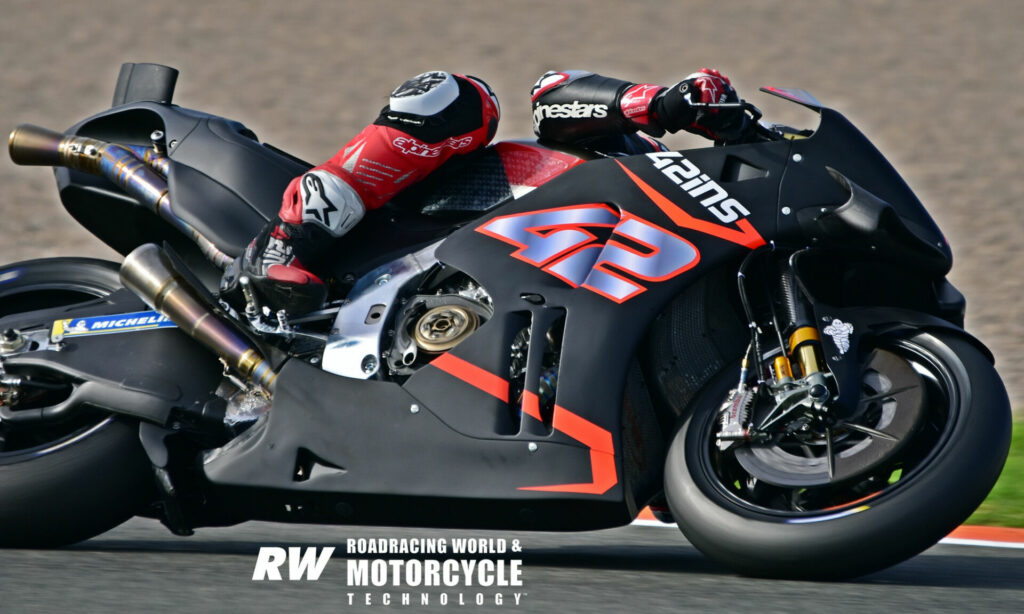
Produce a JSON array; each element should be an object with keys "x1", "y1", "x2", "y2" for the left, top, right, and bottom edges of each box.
[{"x1": 664, "y1": 330, "x2": 1011, "y2": 579}]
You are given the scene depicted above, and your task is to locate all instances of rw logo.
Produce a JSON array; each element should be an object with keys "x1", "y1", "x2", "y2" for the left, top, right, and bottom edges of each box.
[
  {"x1": 252, "y1": 546, "x2": 335, "y2": 581},
  {"x1": 477, "y1": 204, "x2": 699, "y2": 303}
]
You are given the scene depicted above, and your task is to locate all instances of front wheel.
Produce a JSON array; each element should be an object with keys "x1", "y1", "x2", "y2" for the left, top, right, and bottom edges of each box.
[{"x1": 664, "y1": 330, "x2": 1011, "y2": 579}]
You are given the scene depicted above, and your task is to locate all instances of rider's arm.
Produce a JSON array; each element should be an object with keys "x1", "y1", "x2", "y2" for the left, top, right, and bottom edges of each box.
[{"x1": 531, "y1": 69, "x2": 744, "y2": 144}]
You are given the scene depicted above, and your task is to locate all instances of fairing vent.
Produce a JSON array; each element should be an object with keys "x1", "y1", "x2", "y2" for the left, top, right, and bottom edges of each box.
[
  {"x1": 643, "y1": 271, "x2": 747, "y2": 422},
  {"x1": 621, "y1": 358, "x2": 665, "y2": 511}
]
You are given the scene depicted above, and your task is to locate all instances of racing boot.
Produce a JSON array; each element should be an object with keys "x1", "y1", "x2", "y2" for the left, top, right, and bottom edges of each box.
[
  {"x1": 220, "y1": 216, "x2": 330, "y2": 316},
  {"x1": 221, "y1": 160, "x2": 374, "y2": 315}
]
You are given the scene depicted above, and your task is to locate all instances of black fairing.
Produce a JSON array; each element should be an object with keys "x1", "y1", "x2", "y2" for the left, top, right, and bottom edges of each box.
[
  {"x1": 204, "y1": 145, "x2": 791, "y2": 520},
  {"x1": 200, "y1": 101, "x2": 971, "y2": 527},
  {"x1": 777, "y1": 108, "x2": 952, "y2": 271},
  {"x1": 202, "y1": 359, "x2": 632, "y2": 530},
  {"x1": 55, "y1": 103, "x2": 310, "y2": 281}
]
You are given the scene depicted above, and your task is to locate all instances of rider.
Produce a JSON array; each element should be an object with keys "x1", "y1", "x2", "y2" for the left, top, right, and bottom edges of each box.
[{"x1": 222, "y1": 68, "x2": 747, "y2": 314}]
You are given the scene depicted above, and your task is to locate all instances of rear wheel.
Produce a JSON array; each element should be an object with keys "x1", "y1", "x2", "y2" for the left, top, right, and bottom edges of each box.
[
  {"x1": 663, "y1": 330, "x2": 1011, "y2": 579},
  {"x1": 0, "y1": 258, "x2": 153, "y2": 548}
]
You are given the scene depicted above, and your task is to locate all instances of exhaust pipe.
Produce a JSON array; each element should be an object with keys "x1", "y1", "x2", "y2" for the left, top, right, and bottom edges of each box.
[
  {"x1": 120, "y1": 244, "x2": 277, "y2": 391},
  {"x1": 9, "y1": 124, "x2": 232, "y2": 269},
  {"x1": 8, "y1": 123, "x2": 68, "y2": 167}
]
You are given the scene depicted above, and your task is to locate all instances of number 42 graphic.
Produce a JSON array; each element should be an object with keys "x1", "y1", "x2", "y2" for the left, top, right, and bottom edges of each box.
[{"x1": 477, "y1": 203, "x2": 700, "y2": 303}]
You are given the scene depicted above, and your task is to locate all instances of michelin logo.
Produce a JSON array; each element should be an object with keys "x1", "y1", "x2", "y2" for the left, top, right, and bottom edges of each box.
[{"x1": 52, "y1": 310, "x2": 177, "y2": 341}]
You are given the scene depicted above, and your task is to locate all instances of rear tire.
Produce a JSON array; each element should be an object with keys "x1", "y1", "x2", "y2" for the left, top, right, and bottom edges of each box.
[
  {"x1": 0, "y1": 417, "x2": 151, "y2": 547},
  {"x1": 0, "y1": 258, "x2": 153, "y2": 548},
  {"x1": 663, "y1": 330, "x2": 1011, "y2": 579}
]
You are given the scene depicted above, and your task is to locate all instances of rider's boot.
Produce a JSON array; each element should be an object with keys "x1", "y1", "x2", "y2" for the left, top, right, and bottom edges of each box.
[{"x1": 220, "y1": 216, "x2": 330, "y2": 316}]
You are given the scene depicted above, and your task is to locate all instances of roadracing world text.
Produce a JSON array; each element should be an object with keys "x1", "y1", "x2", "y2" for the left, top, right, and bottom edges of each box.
[{"x1": 252, "y1": 537, "x2": 527, "y2": 607}]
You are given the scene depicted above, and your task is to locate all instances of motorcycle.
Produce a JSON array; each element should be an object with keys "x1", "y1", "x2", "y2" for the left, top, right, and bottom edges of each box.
[{"x1": 0, "y1": 62, "x2": 1010, "y2": 580}]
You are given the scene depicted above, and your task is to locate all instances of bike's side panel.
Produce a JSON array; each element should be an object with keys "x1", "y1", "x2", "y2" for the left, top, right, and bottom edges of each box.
[
  {"x1": 202, "y1": 359, "x2": 631, "y2": 530},
  {"x1": 423, "y1": 152, "x2": 791, "y2": 501},
  {"x1": 56, "y1": 102, "x2": 309, "y2": 263},
  {"x1": 0, "y1": 290, "x2": 223, "y2": 425},
  {"x1": 202, "y1": 148, "x2": 792, "y2": 523}
]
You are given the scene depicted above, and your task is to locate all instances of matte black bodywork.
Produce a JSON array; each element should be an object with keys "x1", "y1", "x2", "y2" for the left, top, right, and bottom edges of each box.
[
  {"x1": 201, "y1": 102, "x2": 970, "y2": 529},
  {"x1": 31, "y1": 84, "x2": 984, "y2": 531},
  {"x1": 54, "y1": 103, "x2": 308, "y2": 288},
  {"x1": 0, "y1": 290, "x2": 222, "y2": 426}
]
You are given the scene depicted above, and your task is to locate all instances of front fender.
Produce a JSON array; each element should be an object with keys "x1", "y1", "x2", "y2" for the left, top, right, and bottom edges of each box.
[{"x1": 812, "y1": 302, "x2": 992, "y2": 416}]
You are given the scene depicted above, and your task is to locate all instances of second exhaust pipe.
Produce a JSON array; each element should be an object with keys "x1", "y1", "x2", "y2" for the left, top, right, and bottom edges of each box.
[{"x1": 120, "y1": 244, "x2": 277, "y2": 391}]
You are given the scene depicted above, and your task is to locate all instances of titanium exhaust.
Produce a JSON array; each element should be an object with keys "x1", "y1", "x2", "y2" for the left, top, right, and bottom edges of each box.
[
  {"x1": 9, "y1": 124, "x2": 231, "y2": 269},
  {"x1": 120, "y1": 244, "x2": 277, "y2": 391}
]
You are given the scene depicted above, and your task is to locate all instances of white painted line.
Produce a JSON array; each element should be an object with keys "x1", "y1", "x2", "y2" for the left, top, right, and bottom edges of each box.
[
  {"x1": 631, "y1": 519, "x2": 1024, "y2": 549},
  {"x1": 938, "y1": 537, "x2": 1024, "y2": 550},
  {"x1": 631, "y1": 519, "x2": 670, "y2": 528}
]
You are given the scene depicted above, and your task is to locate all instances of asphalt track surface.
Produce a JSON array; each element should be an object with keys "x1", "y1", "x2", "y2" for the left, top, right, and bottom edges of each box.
[{"x1": 2, "y1": 518, "x2": 1023, "y2": 613}]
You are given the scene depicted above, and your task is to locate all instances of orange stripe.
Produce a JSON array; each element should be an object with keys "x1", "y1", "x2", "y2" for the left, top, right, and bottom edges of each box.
[
  {"x1": 520, "y1": 451, "x2": 617, "y2": 495},
  {"x1": 519, "y1": 404, "x2": 618, "y2": 495},
  {"x1": 521, "y1": 390, "x2": 542, "y2": 421},
  {"x1": 551, "y1": 404, "x2": 614, "y2": 454},
  {"x1": 430, "y1": 356, "x2": 618, "y2": 496},
  {"x1": 638, "y1": 506, "x2": 657, "y2": 521},
  {"x1": 431, "y1": 353, "x2": 509, "y2": 402},
  {"x1": 615, "y1": 160, "x2": 766, "y2": 250},
  {"x1": 948, "y1": 525, "x2": 1024, "y2": 543}
]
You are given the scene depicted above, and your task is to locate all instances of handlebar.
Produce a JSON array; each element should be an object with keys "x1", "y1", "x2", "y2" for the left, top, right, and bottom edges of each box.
[
  {"x1": 687, "y1": 100, "x2": 784, "y2": 144},
  {"x1": 688, "y1": 100, "x2": 763, "y2": 122}
]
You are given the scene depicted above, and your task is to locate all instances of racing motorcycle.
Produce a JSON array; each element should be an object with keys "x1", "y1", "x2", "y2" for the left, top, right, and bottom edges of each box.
[{"x1": 1, "y1": 62, "x2": 1011, "y2": 580}]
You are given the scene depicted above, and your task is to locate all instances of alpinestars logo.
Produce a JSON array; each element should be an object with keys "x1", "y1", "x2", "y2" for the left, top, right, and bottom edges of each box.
[
  {"x1": 301, "y1": 172, "x2": 339, "y2": 228},
  {"x1": 619, "y1": 84, "x2": 662, "y2": 120},
  {"x1": 532, "y1": 101, "x2": 608, "y2": 130},
  {"x1": 689, "y1": 73, "x2": 727, "y2": 104},
  {"x1": 477, "y1": 204, "x2": 699, "y2": 303},
  {"x1": 393, "y1": 136, "x2": 474, "y2": 158}
]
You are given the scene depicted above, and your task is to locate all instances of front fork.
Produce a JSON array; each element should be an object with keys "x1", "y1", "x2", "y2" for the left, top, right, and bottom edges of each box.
[{"x1": 717, "y1": 252, "x2": 836, "y2": 450}]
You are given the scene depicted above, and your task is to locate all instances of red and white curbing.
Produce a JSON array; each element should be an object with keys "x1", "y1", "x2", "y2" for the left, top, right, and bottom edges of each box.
[{"x1": 632, "y1": 507, "x2": 1024, "y2": 550}]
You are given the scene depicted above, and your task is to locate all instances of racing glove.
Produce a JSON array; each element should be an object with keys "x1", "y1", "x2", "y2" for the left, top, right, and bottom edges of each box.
[{"x1": 652, "y1": 68, "x2": 747, "y2": 141}]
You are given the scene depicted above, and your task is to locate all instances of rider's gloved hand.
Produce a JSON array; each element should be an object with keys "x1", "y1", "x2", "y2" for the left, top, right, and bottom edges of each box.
[{"x1": 652, "y1": 68, "x2": 747, "y2": 141}]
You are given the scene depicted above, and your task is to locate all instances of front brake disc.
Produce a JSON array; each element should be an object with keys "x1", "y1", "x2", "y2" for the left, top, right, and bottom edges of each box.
[{"x1": 734, "y1": 349, "x2": 926, "y2": 487}]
